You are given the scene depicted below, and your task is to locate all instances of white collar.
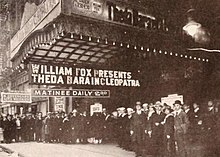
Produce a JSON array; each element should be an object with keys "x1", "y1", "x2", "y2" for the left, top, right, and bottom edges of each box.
[
  {"x1": 185, "y1": 108, "x2": 190, "y2": 113},
  {"x1": 122, "y1": 113, "x2": 127, "y2": 117},
  {"x1": 174, "y1": 109, "x2": 182, "y2": 116},
  {"x1": 194, "y1": 108, "x2": 199, "y2": 113},
  {"x1": 136, "y1": 110, "x2": 142, "y2": 115},
  {"x1": 157, "y1": 111, "x2": 161, "y2": 115},
  {"x1": 208, "y1": 107, "x2": 214, "y2": 111}
]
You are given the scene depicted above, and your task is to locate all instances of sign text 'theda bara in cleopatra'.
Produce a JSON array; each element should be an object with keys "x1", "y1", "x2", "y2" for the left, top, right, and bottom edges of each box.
[{"x1": 30, "y1": 64, "x2": 140, "y2": 87}]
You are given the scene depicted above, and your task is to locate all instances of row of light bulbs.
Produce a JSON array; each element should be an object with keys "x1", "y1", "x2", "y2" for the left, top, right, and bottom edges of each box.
[
  {"x1": 13, "y1": 31, "x2": 210, "y2": 73},
  {"x1": 66, "y1": 33, "x2": 210, "y2": 63}
]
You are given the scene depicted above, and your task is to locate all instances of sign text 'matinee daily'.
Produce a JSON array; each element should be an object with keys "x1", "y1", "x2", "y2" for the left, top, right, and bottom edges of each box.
[{"x1": 30, "y1": 64, "x2": 140, "y2": 87}]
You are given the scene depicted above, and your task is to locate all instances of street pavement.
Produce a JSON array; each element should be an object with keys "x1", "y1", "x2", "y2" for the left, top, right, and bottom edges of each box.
[
  {"x1": 0, "y1": 142, "x2": 136, "y2": 157},
  {"x1": 0, "y1": 151, "x2": 9, "y2": 157}
]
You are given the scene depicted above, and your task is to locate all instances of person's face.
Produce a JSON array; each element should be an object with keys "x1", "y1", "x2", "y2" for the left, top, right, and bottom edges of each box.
[
  {"x1": 136, "y1": 105, "x2": 141, "y2": 110},
  {"x1": 183, "y1": 105, "x2": 189, "y2": 110},
  {"x1": 83, "y1": 111, "x2": 87, "y2": 116},
  {"x1": 143, "y1": 106, "x2": 148, "y2": 110},
  {"x1": 112, "y1": 111, "x2": 118, "y2": 117},
  {"x1": 193, "y1": 103, "x2": 198, "y2": 109},
  {"x1": 149, "y1": 107, "x2": 154, "y2": 112},
  {"x1": 155, "y1": 105, "x2": 161, "y2": 111},
  {"x1": 208, "y1": 101, "x2": 213, "y2": 107},
  {"x1": 174, "y1": 104, "x2": 181, "y2": 111},
  {"x1": 127, "y1": 110, "x2": 133, "y2": 116},
  {"x1": 165, "y1": 109, "x2": 170, "y2": 115},
  {"x1": 73, "y1": 112, "x2": 77, "y2": 116},
  {"x1": 118, "y1": 110, "x2": 124, "y2": 114}
]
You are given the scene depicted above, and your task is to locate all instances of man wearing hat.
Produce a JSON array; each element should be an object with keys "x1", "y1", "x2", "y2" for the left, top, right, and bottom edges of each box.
[
  {"x1": 142, "y1": 103, "x2": 149, "y2": 115},
  {"x1": 150, "y1": 101, "x2": 166, "y2": 156},
  {"x1": 130, "y1": 102, "x2": 145, "y2": 157},
  {"x1": 203, "y1": 101, "x2": 218, "y2": 156},
  {"x1": 117, "y1": 107, "x2": 127, "y2": 148},
  {"x1": 123, "y1": 108, "x2": 134, "y2": 151},
  {"x1": 70, "y1": 109, "x2": 79, "y2": 143},
  {"x1": 173, "y1": 100, "x2": 189, "y2": 157},
  {"x1": 188, "y1": 103, "x2": 203, "y2": 143}
]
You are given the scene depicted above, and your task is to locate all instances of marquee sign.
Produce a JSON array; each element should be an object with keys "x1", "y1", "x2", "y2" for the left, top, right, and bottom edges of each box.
[
  {"x1": 63, "y1": 0, "x2": 167, "y2": 31},
  {"x1": 29, "y1": 63, "x2": 140, "y2": 87},
  {"x1": 31, "y1": 89, "x2": 110, "y2": 98},
  {"x1": 1, "y1": 92, "x2": 32, "y2": 103}
]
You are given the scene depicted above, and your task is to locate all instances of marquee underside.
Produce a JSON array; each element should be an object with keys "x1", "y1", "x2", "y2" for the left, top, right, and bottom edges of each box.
[{"x1": 28, "y1": 33, "x2": 124, "y2": 65}]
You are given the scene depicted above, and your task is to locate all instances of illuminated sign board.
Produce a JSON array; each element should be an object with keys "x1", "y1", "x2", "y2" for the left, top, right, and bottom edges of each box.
[
  {"x1": 29, "y1": 63, "x2": 140, "y2": 87},
  {"x1": 31, "y1": 89, "x2": 110, "y2": 98},
  {"x1": 63, "y1": 0, "x2": 167, "y2": 31},
  {"x1": 1, "y1": 92, "x2": 32, "y2": 103}
]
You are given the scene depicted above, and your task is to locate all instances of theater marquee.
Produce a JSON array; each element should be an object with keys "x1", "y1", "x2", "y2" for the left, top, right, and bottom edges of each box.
[{"x1": 29, "y1": 63, "x2": 140, "y2": 87}]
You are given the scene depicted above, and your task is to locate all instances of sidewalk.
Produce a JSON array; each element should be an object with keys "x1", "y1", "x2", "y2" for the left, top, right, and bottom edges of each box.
[
  {"x1": 0, "y1": 144, "x2": 22, "y2": 157},
  {"x1": 0, "y1": 142, "x2": 135, "y2": 157}
]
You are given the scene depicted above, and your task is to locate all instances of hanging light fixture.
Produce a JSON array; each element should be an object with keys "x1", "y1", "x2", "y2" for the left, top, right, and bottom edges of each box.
[
  {"x1": 183, "y1": 9, "x2": 210, "y2": 44},
  {"x1": 183, "y1": 9, "x2": 201, "y2": 37},
  {"x1": 183, "y1": 19, "x2": 201, "y2": 37}
]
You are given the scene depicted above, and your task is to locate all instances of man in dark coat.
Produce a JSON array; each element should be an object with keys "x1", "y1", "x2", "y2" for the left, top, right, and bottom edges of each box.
[
  {"x1": 117, "y1": 107, "x2": 127, "y2": 148},
  {"x1": 173, "y1": 101, "x2": 189, "y2": 157},
  {"x1": 14, "y1": 113, "x2": 22, "y2": 142},
  {"x1": 190, "y1": 103, "x2": 203, "y2": 143},
  {"x1": 26, "y1": 114, "x2": 35, "y2": 141},
  {"x1": 70, "y1": 109, "x2": 79, "y2": 143},
  {"x1": 163, "y1": 107, "x2": 175, "y2": 157},
  {"x1": 63, "y1": 114, "x2": 71, "y2": 144},
  {"x1": 100, "y1": 108, "x2": 110, "y2": 143},
  {"x1": 124, "y1": 108, "x2": 134, "y2": 151},
  {"x1": 44, "y1": 113, "x2": 52, "y2": 143},
  {"x1": 130, "y1": 102, "x2": 146, "y2": 157},
  {"x1": 78, "y1": 111, "x2": 90, "y2": 144},
  {"x1": 3, "y1": 114, "x2": 14, "y2": 143},
  {"x1": 54, "y1": 113, "x2": 64, "y2": 143},
  {"x1": 108, "y1": 111, "x2": 118, "y2": 143},
  {"x1": 20, "y1": 115, "x2": 27, "y2": 142},
  {"x1": 35, "y1": 112, "x2": 43, "y2": 142},
  {"x1": 203, "y1": 101, "x2": 218, "y2": 156},
  {"x1": 150, "y1": 101, "x2": 166, "y2": 157}
]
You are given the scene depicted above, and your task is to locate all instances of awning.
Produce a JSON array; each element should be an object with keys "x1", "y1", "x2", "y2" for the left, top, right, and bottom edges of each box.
[
  {"x1": 11, "y1": 14, "x2": 184, "y2": 68},
  {"x1": 28, "y1": 32, "x2": 123, "y2": 65},
  {"x1": 12, "y1": 14, "x2": 211, "y2": 70}
]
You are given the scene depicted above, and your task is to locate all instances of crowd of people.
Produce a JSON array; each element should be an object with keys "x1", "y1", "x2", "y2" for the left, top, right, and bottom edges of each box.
[{"x1": 0, "y1": 100, "x2": 220, "y2": 157}]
